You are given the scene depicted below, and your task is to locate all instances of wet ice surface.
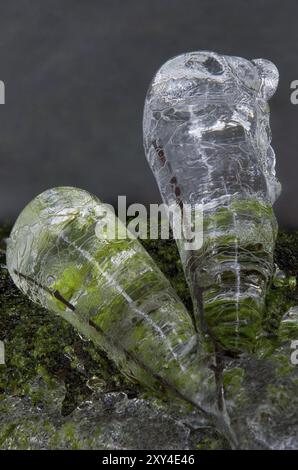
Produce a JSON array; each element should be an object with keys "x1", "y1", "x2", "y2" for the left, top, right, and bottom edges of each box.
[
  {"x1": 144, "y1": 52, "x2": 280, "y2": 205},
  {"x1": 143, "y1": 51, "x2": 281, "y2": 353},
  {"x1": 1, "y1": 347, "x2": 298, "y2": 450},
  {"x1": 6, "y1": 187, "x2": 219, "y2": 422},
  {"x1": 0, "y1": 378, "x2": 223, "y2": 450},
  {"x1": 222, "y1": 347, "x2": 298, "y2": 449}
]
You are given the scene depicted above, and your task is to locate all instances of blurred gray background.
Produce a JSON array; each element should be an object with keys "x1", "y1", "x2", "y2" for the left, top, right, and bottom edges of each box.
[{"x1": 0, "y1": 0, "x2": 298, "y2": 227}]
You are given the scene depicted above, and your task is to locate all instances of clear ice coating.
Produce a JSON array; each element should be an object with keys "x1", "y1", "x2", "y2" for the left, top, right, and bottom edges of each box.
[
  {"x1": 143, "y1": 51, "x2": 281, "y2": 352},
  {"x1": 6, "y1": 187, "x2": 230, "y2": 437}
]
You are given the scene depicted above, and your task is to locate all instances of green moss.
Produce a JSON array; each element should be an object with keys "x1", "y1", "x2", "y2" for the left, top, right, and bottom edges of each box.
[
  {"x1": 222, "y1": 367, "x2": 246, "y2": 405},
  {"x1": 1, "y1": 223, "x2": 298, "y2": 449},
  {"x1": 1, "y1": 224, "x2": 297, "y2": 395},
  {"x1": 140, "y1": 227, "x2": 192, "y2": 314},
  {"x1": 231, "y1": 198, "x2": 275, "y2": 220},
  {"x1": 275, "y1": 230, "x2": 298, "y2": 275},
  {"x1": 0, "y1": 423, "x2": 17, "y2": 447},
  {"x1": 203, "y1": 198, "x2": 275, "y2": 232},
  {"x1": 267, "y1": 384, "x2": 292, "y2": 410},
  {"x1": 0, "y1": 238, "x2": 134, "y2": 413},
  {"x1": 196, "y1": 432, "x2": 228, "y2": 450}
]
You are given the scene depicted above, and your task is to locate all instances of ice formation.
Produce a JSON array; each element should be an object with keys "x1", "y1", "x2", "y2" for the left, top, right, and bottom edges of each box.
[
  {"x1": 6, "y1": 55, "x2": 298, "y2": 448},
  {"x1": 143, "y1": 51, "x2": 281, "y2": 352},
  {"x1": 6, "y1": 187, "x2": 232, "y2": 436}
]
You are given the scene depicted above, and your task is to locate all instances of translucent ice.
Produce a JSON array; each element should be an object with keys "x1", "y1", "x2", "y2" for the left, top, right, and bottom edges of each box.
[
  {"x1": 5, "y1": 186, "x2": 298, "y2": 448},
  {"x1": 7, "y1": 187, "x2": 232, "y2": 437},
  {"x1": 143, "y1": 51, "x2": 281, "y2": 353}
]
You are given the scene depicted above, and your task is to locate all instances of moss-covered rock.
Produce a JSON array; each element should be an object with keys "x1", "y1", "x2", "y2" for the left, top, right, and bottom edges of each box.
[{"x1": 1, "y1": 225, "x2": 298, "y2": 449}]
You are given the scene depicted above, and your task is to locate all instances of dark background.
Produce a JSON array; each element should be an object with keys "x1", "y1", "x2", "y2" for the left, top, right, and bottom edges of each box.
[{"x1": 0, "y1": 0, "x2": 297, "y2": 227}]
